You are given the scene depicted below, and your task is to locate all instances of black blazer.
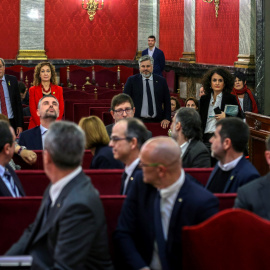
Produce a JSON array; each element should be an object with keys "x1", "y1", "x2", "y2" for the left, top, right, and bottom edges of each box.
[
  {"x1": 6, "y1": 171, "x2": 114, "y2": 270},
  {"x1": 90, "y1": 145, "x2": 124, "y2": 169},
  {"x1": 199, "y1": 92, "x2": 240, "y2": 133},
  {"x1": 0, "y1": 164, "x2": 25, "y2": 197},
  {"x1": 120, "y1": 164, "x2": 141, "y2": 195},
  {"x1": 234, "y1": 172, "x2": 270, "y2": 220},
  {"x1": 142, "y1": 47, "x2": 165, "y2": 76},
  {"x1": 18, "y1": 126, "x2": 43, "y2": 150},
  {"x1": 182, "y1": 139, "x2": 211, "y2": 168},
  {"x1": 114, "y1": 172, "x2": 219, "y2": 270},
  {"x1": 4, "y1": 75, "x2": 23, "y2": 129},
  {"x1": 124, "y1": 74, "x2": 171, "y2": 121}
]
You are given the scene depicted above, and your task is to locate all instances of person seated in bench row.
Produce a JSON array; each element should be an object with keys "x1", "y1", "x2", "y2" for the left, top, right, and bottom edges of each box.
[
  {"x1": 0, "y1": 114, "x2": 37, "y2": 169},
  {"x1": 109, "y1": 118, "x2": 149, "y2": 195},
  {"x1": 234, "y1": 136, "x2": 270, "y2": 220},
  {"x1": 6, "y1": 121, "x2": 114, "y2": 270},
  {"x1": 114, "y1": 136, "x2": 219, "y2": 270},
  {"x1": 79, "y1": 115, "x2": 124, "y2": 169},
  {"x1": 0, "y1": 120, "x2": 25, "y2": 197},
  {"x1": 170, "y1": 107, "x2": 211, "y2": 168},
  {"x1": 18, "y1": 95, "x2": 59, "y2": 150},
  {"x1": 206, "y1": 117, "x2": 260, "y2": 193},
  {"x1": 106, "y1": 93, "x2": 152, "y2": 139}
]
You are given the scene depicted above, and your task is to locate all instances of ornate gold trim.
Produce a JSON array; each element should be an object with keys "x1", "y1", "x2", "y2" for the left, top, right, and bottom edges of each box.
[
  {"x1": 135, "y1": 51, "x2": 142, "y2": 60},
  {"x1": 179, "y1": 52, "x2": 196, "y2": 63},
  {"x1": 17, "y1": 50, "x2": 48, "y2": 60},
  {"x1": 234, "y1": 54, "x2": 255, "y2": 69}
]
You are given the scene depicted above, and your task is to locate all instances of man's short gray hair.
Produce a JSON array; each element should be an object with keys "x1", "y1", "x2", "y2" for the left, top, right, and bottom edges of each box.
[
  {"x1": 44, "y1": 121, "x2": 86, "y2": 170},
  {"x1": 0, "y1": 58, "x2": 5, "y2": 66},
  {"x1": 38, "y1": 95, "x2": 59, "y2": 110},
  {"x1": 138, "y1": 55, "x2": 154, "y2": 66}
]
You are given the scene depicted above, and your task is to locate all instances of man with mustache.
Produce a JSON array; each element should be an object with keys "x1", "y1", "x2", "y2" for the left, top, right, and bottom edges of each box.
[
  {"x1": 18, "y1": 95, "x2": 59, "y2": 150},
  {"x1": 124, "y1": 55, "x2": 171, "y2": 129}
]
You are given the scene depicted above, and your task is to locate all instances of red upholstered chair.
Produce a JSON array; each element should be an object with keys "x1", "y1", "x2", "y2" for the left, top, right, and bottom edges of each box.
[
  {"x1": 215, "y1": 193, "x2": 237, "y2": 211},
  {"x1": 144, "y1": 122, "x2": 170, "y2": 137},
  {"x1": 184, "y1": 168, "x2": 213, "y2": 186},
  {"x1": 103, "y1": 111, "x2": 113, "y2": 126},
  {"x1": 182, "y1": 209, "x2": 270, "y2": 270},
  {"x1": 13, "y1": 150, "x2": 43, "y2": 170},
  {"x1": 89, "y1": 107, "x2": 110, "y2": 119}
]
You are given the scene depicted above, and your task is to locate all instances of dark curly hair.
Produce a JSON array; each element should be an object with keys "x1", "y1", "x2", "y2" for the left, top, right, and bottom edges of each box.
[
  {"x1": 201, "y1": 67, "x2": 234, "y2": 95},
  {"x1": 33, "y1": 62, "x2": 57, "y2": 86},
  {"x1": 170, "y1": 96, "x2": 181, "y2": 111}
]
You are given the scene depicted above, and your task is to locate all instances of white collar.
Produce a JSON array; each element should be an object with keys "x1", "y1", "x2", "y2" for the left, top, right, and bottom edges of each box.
[
  {"x1": 40, "y1": 124, "x2": 48, "y2": 135},
  {"x1": 142, "y1": 74, "x2": 153, "y2": 81},
  {"x1": 49, "y1": 166, "x2": 82, "y2": 206},
  {"x1": 125, "y1": 158, "x2": 140, "y2": 177},
  {"x1": 218, "y1": 155, "x2": 243, "y2": 171}
]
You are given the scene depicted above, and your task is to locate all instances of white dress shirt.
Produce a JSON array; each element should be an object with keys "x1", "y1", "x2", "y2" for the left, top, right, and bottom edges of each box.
[
  {"x1": 218, "y1": 155, "x2": 242, "y2": 171},
  {"x1": 148, "y1": 46, "x2": 156, "y2": 57},
  {"x1": 40, "y1": 125, "x2": 48, "y2": 149},
  {"x1": 122, "y1": 158, "x2": 140, "y2": 195}
]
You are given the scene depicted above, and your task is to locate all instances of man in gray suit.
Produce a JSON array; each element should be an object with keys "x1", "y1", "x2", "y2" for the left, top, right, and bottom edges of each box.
[
  {"x1": 234, "y1": 136, "x2": 270, "y2": 220},
  {"x1": 7, "y1": 121, "x2": 113, "y2": 270},
  {"x1": 170, "y1": 107, "x2": 211, "y2": 168}
]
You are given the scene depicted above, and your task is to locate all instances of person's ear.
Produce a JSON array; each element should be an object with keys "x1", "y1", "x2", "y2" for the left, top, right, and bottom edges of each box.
[{"x1": 222, "y1": 138, "x2": 231, "y2": 151}]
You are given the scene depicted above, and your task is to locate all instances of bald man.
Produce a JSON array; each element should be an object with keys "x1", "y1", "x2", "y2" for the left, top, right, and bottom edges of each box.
[{"x1": 114, "y1": 137, "x2": 219, "y2": 270}]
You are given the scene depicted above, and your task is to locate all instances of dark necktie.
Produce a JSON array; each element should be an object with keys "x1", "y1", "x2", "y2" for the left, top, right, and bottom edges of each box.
[
  {"x1": 42, "y1": 195, "x2": 52, "y2": 227},
  {"x1": 4, "y1": 170, "x2": 19, "y2": 197},
  {"x1": 120, "y1": 171, "x2": 128, "y2": 195},
  {"x1": 0, "y1": 80, "x2": 8, "y2": 116},
  {"x1": 154, "y1": 190, "x2": 169, "y2": 270},
  {"x1": 146, "y1": 79, "x2": 154, "y2": 117}
]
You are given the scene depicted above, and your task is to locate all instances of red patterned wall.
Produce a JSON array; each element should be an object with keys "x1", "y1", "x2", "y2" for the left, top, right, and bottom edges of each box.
[
  {"x1": 0, "y1": 0, "x2": 20, "y2": 59},
  {"x1": 196, "y1": 0, "x2": 239, "y2": 66},
  {"x1": 45, "y1": 0, "x2": 138, "y2": 59},
  {"x1": 159, "y1": 0, "x2": 184, "y2": 61}
]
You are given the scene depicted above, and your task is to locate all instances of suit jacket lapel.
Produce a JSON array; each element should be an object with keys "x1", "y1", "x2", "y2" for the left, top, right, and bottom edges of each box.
[
  {"x1": 0, "y1": 176, "x2": 13, "y2": 196},
  {"x1": 5, "y1": 75, "x2": 13, "y2": 99},
  {"x1": 6, "y1": 165, "x2": 25, "y2": 196},
  {"x1": 258, "y1": 173, "x2": 270, "y2": 219},
  {"x1": 182, "y1": 140, "x2": 194, "y2": 161},
  {"x1": 35, "y1": 126, "x2": 43, "y2": 149}
]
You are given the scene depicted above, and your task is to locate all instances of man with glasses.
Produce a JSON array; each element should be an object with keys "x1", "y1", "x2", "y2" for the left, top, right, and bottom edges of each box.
[
  {"x1": 124, "y1": 55, "x2": 171, "y2": 129},
  {"x1": 109, "y1": 118, "x2": 149, "y2": 195},
  {"x1": 0, "y1": 58, "x2": 23, "y2": 136},
  {"x1": 114, "y1": 136, "x2": 219, "y2": 270},
  {"x1": 106, "y1": 93, "x2": 152, "y2": 139}
]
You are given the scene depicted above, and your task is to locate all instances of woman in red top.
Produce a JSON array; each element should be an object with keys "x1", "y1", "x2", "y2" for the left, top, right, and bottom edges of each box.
[{"x1": 28, "y1": 62, "x2": 64, "y2": 129}]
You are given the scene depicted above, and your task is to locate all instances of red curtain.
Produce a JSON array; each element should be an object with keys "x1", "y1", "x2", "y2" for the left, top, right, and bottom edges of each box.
[
  {"x1": 0, "y1": 0, "x2": 20, "y2": 59},
  {"x1": 45, "y1": 0, "x2": 138, "y2": 59},
  {"x1": 196, "y1": 0, "x2": 239, "y2": 66},
  {"x1": 160, "y1": 0, "x2": 184, "y2": 61}
]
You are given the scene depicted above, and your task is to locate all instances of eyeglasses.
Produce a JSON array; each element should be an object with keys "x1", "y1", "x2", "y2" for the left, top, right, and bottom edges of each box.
[
  {"x1": 113, "y1": 108, "x2": 133, "y2": 116},
  {"x1": 110, "y1": 136, "x2": 132, "y2": 143}
]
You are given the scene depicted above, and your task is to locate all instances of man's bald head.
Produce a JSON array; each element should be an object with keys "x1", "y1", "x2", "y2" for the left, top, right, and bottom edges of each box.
[{"x1": 139, "y1": 137, "x2": 182, "y2": 188}]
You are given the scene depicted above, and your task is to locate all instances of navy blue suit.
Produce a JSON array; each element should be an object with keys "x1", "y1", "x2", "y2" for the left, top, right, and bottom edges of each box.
[
  {"x1": 90, "y1": 145, "x2": 124, "y2": 169},
  {"x1": 18, "y1": 126, "x2": 42, "y2": 150},
  {"x1": 142, "y1": 47, "x2": 165, "y2": 76},
  {"x1": 0, "y1": 164, "x2": 25, "y2": 197},
  {"x1": 124, "y1": 74, "x2": 171, "y2": 122},
  {"x1": 114, "y1": 171, "x2": 219, "y2": 270},
  {"x1": 206, "y1": 156, "x2": 260, "y2": 193},
  {"x1": 120, "y1": 164, "x2": 141, "y2": 195}
]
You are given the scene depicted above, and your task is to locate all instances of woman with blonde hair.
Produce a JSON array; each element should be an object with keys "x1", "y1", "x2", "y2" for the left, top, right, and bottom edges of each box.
[
  {"x1": 28, "y1": 62, "x2": 64, "y2": 129},
  {"x1": 79, "y1": 116, "x2": 124, "y2": 169}
]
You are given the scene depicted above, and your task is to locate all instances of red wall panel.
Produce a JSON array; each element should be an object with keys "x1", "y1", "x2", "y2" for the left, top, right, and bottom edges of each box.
[
  {"x1": 160, "y1": 0, "x2": 184, "y2": 61},
  {"x1": 45, "y1": 0, "x2": 138, "y2": 59},
  {"x1": 196, "y1": 0, "x2": 239, "y2": 66},
  {"x1": 0, "y1": 0, "x2": 20, "y2": 59}
]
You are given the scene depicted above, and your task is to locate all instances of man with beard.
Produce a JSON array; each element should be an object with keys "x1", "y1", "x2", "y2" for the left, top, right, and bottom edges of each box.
[
  {"x1": 206, "y1": 117, "x2": 260, "y2": 193},
  {"x1": 170, "y1": 107, "x2": 211, "y2": 168},
  {"x1": 124, "y1": 55, "x2": 171, "y2": 129},
  {"x1": 18, "y1": 95, "x2": 59, "y2": 150}
]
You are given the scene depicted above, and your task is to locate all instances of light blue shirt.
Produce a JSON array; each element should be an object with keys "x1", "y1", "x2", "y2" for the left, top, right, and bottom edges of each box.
[
  {"x1": 148, "y1": 46, "x2": 156, "y2": 57},
  {"x1": 0, "y1": 165, "x2": 19, "y2": 197},
  {"x1": 0, "y1": 75, "x2": 14, "y2": 118}
]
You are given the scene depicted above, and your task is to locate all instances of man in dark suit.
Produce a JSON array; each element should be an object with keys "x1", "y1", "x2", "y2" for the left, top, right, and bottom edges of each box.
[
  {"x1": 0, "y1": 120, "x2": 25, "y2": 197},
  {"x1": 106, "y1": 93, "x2": 152, "y2": 139},
  {"x1": 0, "y1": 58, "x2": 23, "y2": 136},
  {"x1": 171, "y1": 107, "x2": 211, "y2": 168},
  {"x1": 114, "y1": 137, "x2": 219, "y2": 270},
  {"x1": 234, "y1": 136, "x2": 270, "y2": 220},
  {"x1": 7, "y1": 121, "x2": 114, "y2": 270},
  {"x1": 109, "y1": 118, "x2": 149, "y2": 195},
  {"x1": 124, "y1": 55, "x2": 171, "y2": 129},
  {"x1": 19, "y1": 95, "x2": 59, "y2": 150},
  {"x1": 206, "y1": 118, "x2": 260, "y2": 193},
  {"x1": 142, "y1": 35, "x2": 165, "y2": 76}
]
